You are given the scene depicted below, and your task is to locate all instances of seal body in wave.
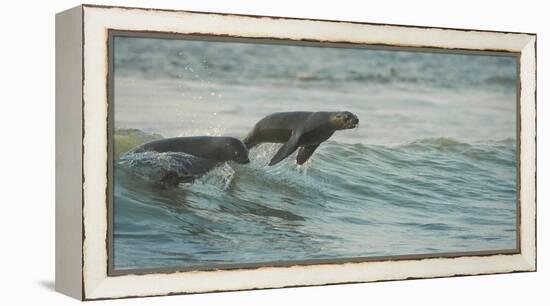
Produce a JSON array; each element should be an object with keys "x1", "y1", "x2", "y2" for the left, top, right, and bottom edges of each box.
[
  {"x1": 123, "y1": 136, "x2": 249, "y2": 186},
  {"x1": 243, "y1": 111, "x2": 359, "y2": 166}
]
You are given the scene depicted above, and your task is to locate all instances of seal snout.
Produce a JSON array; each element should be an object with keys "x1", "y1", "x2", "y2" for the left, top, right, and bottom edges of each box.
[
  {"x1": 343, "y1": 112, "x2": 359, "y2": 129},
  {"x1": 234, "y1": 151, "x2": 250, "y2": 164}
]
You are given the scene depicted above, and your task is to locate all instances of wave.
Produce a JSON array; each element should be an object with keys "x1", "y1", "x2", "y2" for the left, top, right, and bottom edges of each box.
[
  {"x1": 114, "y1": 129, "x2": 516, "y2": 194},
  {"x1": 115, "y1": 129, "x2": 515, "y2": 154},
  {"x1": 113, "y1": 128, "x2": 517, "y2": 269},
  {"x1": 114, "y1": 128, "x2": 517, "y2": 216},
  {"x1": 398, "y1": 137, "x2": 516, "y2": 151},
  {"x1": 117, "y1": 67, "x2": 516, "y2": 90},
  {"x1": 484, "y1": 76, "x2": 517, "y2": 86},
  {"x1": 114, "y1": 36, "x2": 517, "y2": 91},
  {"x1": 292, "y1": 71, "x2": 516, "y2": 88},
  {"x1": 114, "y1": 129, "x2": 163, "y2": 159}
]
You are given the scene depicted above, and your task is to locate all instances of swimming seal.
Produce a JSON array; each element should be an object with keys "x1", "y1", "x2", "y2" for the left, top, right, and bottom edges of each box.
[
  {"x1": 243, "y1": 111, "x2": 359, "y2": 166},
  {"x1": 127, "y1": 136, "x2": 250, "y2": 186},
  {"x1": 133, "y1": 136, "x2": 250, "y2": 164}
]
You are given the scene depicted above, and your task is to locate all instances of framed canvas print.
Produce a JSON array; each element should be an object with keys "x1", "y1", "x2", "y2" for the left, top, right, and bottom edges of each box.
[{"x1": 55, "y1": 4, "x2": 537, "y2": 300}]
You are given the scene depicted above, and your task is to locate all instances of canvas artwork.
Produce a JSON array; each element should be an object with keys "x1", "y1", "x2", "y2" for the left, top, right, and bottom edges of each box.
[{"x1": 110, "y1": 34, "x2": 518, "y2": 272}]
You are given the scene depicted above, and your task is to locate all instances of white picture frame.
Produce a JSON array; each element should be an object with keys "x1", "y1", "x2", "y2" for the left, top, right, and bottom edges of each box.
[{"x1": 55, "y1": 4, "x2": 536, "y2": 300}]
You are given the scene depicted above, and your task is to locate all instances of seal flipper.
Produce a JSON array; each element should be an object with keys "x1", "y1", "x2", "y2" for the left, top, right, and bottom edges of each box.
[
  {"x1": 269, "y1": 130, "x2": 301, "y2": 166},
  {"x1": 296, "y1": 144, "x2": 320, "y2": 165}
]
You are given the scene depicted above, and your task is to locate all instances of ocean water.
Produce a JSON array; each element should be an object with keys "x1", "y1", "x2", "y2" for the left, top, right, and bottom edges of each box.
[{"x1": 112, "y1": 37, "x2": 518, "y2": 270}]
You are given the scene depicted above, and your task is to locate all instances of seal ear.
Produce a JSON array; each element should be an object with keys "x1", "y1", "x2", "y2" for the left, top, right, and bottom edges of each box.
[{"x1": 269, "y1": 130, "x2": 301, "y2": 166}]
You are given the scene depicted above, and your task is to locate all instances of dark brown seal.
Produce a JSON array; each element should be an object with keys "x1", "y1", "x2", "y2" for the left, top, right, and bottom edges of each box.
[
  {"x1": 132, "y1": 136, "x2": 250, "y2": 164},
  {"x1": 243, "y1": 111, "x2": 359, "y2": 166},
  {"x1": 127, "y1": 136, "x2": 250, "y2": 186}
]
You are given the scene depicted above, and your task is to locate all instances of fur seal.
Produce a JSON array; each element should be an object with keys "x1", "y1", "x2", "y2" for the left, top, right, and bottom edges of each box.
[
  {"x1": 243, "y1": 111, "x2": 359, "y2": 166},
  {"x1": 132, "y1": 136, "x2": 250, "y2": 164},
  {"x1": 126, "y1": 136, "x2": 250, "y2": 186}
]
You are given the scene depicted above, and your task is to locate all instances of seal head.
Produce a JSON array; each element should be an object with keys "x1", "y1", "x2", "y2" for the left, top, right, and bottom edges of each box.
[
  {"x1": 330, "y1": 111, "x2": 359, "y2": 130},
  {"x1": 220, "y1": 137, "x2": 250, "y2": 164}
]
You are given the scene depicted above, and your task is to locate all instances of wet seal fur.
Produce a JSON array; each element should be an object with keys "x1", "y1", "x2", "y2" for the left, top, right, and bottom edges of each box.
[
  {"x1": 243, "y1": 111, "x2": 359, "y2": 166},
  {"x1": 129, "y1": 136, "x2": 250, "y2": 185}
]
